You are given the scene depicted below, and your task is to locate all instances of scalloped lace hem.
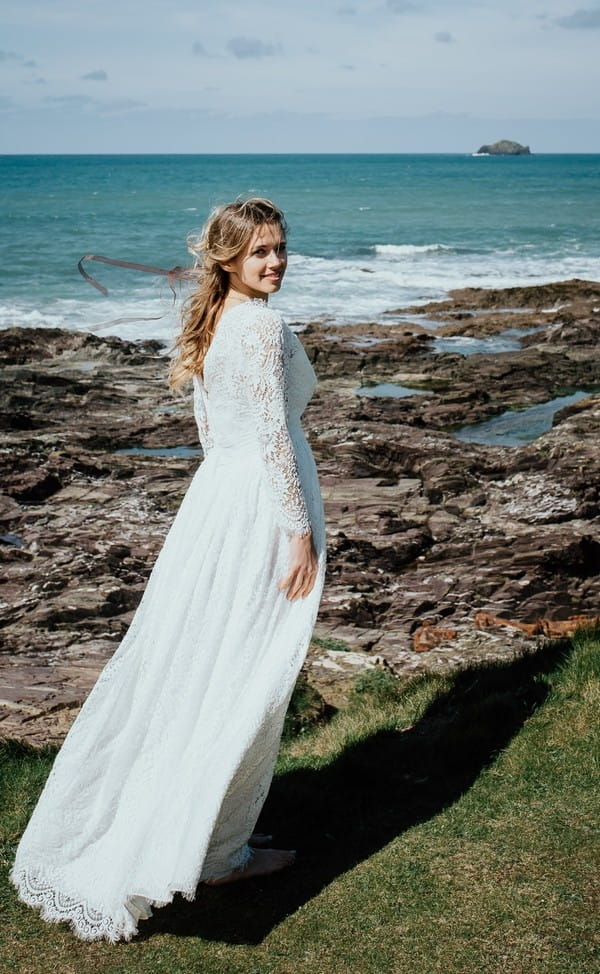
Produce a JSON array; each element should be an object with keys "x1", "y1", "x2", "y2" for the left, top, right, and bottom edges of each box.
[
  {"x1": 10, "y1": 866, "x2": 161, "y2": 943},
  {"x1": 10, "y1": 842, "x2": 254, "y2": 943}
]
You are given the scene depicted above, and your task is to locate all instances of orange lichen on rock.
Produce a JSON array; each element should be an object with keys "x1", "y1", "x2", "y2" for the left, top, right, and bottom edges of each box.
[
  {"x1": 412, "y1": 620, "x2": 458, "y2": 653},
  {"x1": 474, "y1": 612, "x2": 539, "y2": 636},
  {"x1": 537, "y1": 615, "x2": 600, "y2": 636},
  {"x1": 474, "y1": 611, "x2": 599, "y2": 638}
]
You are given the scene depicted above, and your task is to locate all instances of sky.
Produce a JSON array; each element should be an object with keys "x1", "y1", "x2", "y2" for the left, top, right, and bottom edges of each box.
[{"x1": 1, "y1": 0, "x2": 599, "y2": 152}]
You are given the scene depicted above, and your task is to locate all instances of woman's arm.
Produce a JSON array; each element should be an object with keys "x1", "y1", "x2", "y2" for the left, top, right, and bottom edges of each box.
[
  {"x1": 241, "y1": 309, "x2": 311, "y2": 537},
  {"x1": 192, "y1": 376, "x2": 214, "y2": 456},
  {"x1": 241, "y1": 309, "x2": 318, "y2": 600}
]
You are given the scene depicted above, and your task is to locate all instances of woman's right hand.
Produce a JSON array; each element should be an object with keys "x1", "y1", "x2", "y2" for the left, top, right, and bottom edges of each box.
[{"x1": 278, "y1": 532, "x2": 318, "y2": 601}]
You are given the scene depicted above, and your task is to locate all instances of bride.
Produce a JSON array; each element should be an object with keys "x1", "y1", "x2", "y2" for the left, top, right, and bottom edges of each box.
[{"x1": 10, "y1": 197, "x2": 326, "y2": 943}]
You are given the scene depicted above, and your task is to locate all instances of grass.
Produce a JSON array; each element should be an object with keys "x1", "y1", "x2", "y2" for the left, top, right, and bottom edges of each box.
[
  {"x1": 310, "y1": 635, "x2": 353, "y2": 653},
  {"x1": 1, "y1": 627, "x2": 598, "y2": 974},
  {"x1": 282, "y1": 676, "x2": 335, "y2": 742}
]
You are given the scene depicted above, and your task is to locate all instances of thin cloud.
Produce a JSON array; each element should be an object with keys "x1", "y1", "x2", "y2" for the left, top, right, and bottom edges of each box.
[
  {"x1": 226, "y1": 37, "x2": 281, "y2": 59},
  {"x1": 192, "y1": 41, "x2": 208, "y2": 56},
  {"x1": 41, "y1": 94, "x2": 144, "y2": 114},
  {"x1": 1, "y1": 50, "x2": 36, "y2": 66},
  {"x1": 386, "y1": 0, "x2": 417, "y2": 12},
  {"x1": 434, "y1": 31, "x2": 454, "y2": 43},
  {"x1": 44, "y1": 94, "x2": 95, "y2": 107},
  {"x1": 555, "y1": 7, "x2": 600, "y2": 28},
  {"x1": 81, "y1": 70, "x2": 108, "y2": 81},
  {"x1": 96, "y1": 99, "x2": 146, "y2": 114}
]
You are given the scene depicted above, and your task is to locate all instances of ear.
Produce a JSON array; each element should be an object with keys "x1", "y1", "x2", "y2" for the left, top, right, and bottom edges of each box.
[{"x1": 218, "y1": 261, "x2": 234, "y2": 273}]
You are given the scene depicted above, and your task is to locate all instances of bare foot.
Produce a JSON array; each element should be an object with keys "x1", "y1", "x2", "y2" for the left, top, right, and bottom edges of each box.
[{"x1": 204, "y1": 848, "x2": 296, "y2": 886}]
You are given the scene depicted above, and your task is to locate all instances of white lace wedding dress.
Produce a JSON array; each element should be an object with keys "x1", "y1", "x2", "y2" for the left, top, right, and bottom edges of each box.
[{"x1": 10, "y1": 299, "x2": 326, "y2": 943}]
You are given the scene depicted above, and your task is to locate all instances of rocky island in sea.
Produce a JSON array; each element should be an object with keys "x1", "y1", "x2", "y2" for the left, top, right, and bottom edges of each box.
[
  {"x1": 476, "y1": 140, "x2": 531, "y2": 155},
  {"x1": 1, "y1": 278, "x2": 599, "y2": 744}
]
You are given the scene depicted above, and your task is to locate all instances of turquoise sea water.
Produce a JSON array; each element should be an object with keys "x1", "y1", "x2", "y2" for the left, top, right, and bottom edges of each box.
[
  {"x1": 454, "y1": 391, "x2": 594, "y2": 447},
  {"x1": 1, "y1": 154, "x2": 599, "y2": 343}
]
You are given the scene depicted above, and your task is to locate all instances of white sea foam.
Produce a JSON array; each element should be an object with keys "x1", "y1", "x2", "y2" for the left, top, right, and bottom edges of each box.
[
  {"x1": 0, "y1": 292, "x2": 181, "y2": 346},
  {"x1": 1, "y1": 248, "x2": 599, "y2": 342},
  {"x1": 374, "y1": 243, "x2": 454, "y2": 258},
  {"x1": 274, "y1": 248, "x2": 600, "y2": 325}
]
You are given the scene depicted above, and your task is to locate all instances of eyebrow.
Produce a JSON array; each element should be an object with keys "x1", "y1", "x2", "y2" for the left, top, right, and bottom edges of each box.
[{"x1": 253, "y1": 239, "x2": 287, "y2": 248}]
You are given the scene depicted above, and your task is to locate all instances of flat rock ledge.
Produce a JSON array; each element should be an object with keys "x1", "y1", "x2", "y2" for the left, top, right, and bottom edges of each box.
[{"x1": 1, "y1": 278, "x2": 599, "y2": 744}]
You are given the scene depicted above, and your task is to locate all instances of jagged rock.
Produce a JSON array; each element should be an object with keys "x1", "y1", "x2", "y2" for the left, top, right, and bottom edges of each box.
[{"x1": 0, "y1": 278, "x2": 599, "y2": 744}]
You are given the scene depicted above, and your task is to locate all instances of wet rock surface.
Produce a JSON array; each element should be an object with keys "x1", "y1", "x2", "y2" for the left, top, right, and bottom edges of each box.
[{"x1": 1, "y1": 279, "x2": 599, "y2": 744}]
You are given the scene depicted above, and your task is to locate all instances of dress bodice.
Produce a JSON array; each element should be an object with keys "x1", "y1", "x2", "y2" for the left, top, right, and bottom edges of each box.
[{"x1": 192, "y1": 300, "x2": 317, "y2": 536}]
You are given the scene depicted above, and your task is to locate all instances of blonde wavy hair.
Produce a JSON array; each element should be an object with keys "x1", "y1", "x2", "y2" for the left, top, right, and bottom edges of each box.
[{"x1": 169, "y1": 196, "x2": 288, "y2": 389}]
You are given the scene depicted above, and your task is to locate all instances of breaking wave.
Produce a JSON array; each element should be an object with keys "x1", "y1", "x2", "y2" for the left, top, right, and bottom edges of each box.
[{"x1": 374, "y1": 243, "x2": 455, "y2": 258}]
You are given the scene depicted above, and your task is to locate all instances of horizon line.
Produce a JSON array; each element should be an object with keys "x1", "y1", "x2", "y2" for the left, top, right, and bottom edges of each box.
[{"x1": 3, "y1": 150, "x2": 600, "y2": 157}]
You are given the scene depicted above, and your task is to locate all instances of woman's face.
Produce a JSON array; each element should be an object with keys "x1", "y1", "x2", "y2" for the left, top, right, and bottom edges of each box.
[{"x1": 223, "y1": 223, "x2": 287, "y2": 300}]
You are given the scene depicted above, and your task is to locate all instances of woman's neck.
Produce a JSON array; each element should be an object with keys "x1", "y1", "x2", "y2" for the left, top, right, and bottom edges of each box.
[{"x1": 223, "y1": 288, "x2": 267, "y2": 309}]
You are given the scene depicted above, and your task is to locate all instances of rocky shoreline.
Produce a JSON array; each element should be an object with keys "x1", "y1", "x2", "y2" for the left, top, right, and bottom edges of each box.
[{"x1": 1, "y1": 278, "x2": 599, "y2": 744}]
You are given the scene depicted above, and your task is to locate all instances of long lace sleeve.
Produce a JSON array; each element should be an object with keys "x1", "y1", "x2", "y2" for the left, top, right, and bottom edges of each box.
[
  {"x1": 192, "y1": 376, "x2": 214, "y2": 455},
  {"x1": 241, "y1": 309, "x2": 312, "y2": 537}
]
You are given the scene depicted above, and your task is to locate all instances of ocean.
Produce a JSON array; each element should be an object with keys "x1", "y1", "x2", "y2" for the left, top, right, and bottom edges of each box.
[{"x1": 1, "y1": 154, "x2": 599, "y2": 345}]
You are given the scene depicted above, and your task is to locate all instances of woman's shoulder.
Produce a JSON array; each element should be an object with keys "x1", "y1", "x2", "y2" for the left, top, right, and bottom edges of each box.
[
  {"x1": 236, "y1": 300, "x2": 286, "y2": 346},
  {"x1": 236, "y1": 299, "x2": 284, "y2": 327},
  {"x1": 211, "y1": 300, "x2": 284, "y2": 355}
]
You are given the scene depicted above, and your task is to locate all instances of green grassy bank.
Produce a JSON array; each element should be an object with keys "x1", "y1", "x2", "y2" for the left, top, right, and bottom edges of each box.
[{"x1": 1, "y1": 628, "x2": 598, "y2": 974}]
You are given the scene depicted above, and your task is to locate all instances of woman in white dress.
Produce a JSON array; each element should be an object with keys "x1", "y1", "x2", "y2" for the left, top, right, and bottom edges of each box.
[{"x1": 10, "y1": 197, "x2": 326, "y2": 943}]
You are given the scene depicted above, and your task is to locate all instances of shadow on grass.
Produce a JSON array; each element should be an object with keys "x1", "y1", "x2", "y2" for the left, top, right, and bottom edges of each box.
[{"x1": 143, "y1": 636, "x2": 571, "y2": 946}]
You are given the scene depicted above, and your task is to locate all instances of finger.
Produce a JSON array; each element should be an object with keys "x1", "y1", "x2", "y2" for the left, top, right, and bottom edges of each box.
[
  {"x1": 286, "y1": 579, "x2": 303, "y2": 601},
  {"x1": 281, "y1": 559, "x2": 318, "y2": 600},
  {"x1": 300, "y1": 578, "x2": 314, "y2": 598},
  {"x1": 288, "y1": 565, "x2": 313, "y2": 599},
  {"x1": 280, "y1": 572, "x2": 301, "y2": 598},
  {"x1": 293, "y1": 570, "x2": 315, "y2": 601},
  {"x1": 278, "y1": 570, "x2": 295, "y2": 592},
  {"x1": 302, "y1": 571, "x2": 317, "y2": 598},
  {"x1": 286, "y1": 572, "x2": 306, "y2": 601},
  {"x1": 301, "y1": 578, "x2": 314, "y2": 598}
]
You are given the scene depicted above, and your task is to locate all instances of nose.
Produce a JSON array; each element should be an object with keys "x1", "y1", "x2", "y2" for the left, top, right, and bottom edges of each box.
[{"x1": 268, "y1": 248, "x2": 285, "y2": 267}]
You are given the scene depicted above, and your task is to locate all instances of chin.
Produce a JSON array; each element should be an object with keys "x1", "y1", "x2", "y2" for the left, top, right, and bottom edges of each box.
[{"x1": 261, "y1": 275, "x2": 284, "y2": 289}]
